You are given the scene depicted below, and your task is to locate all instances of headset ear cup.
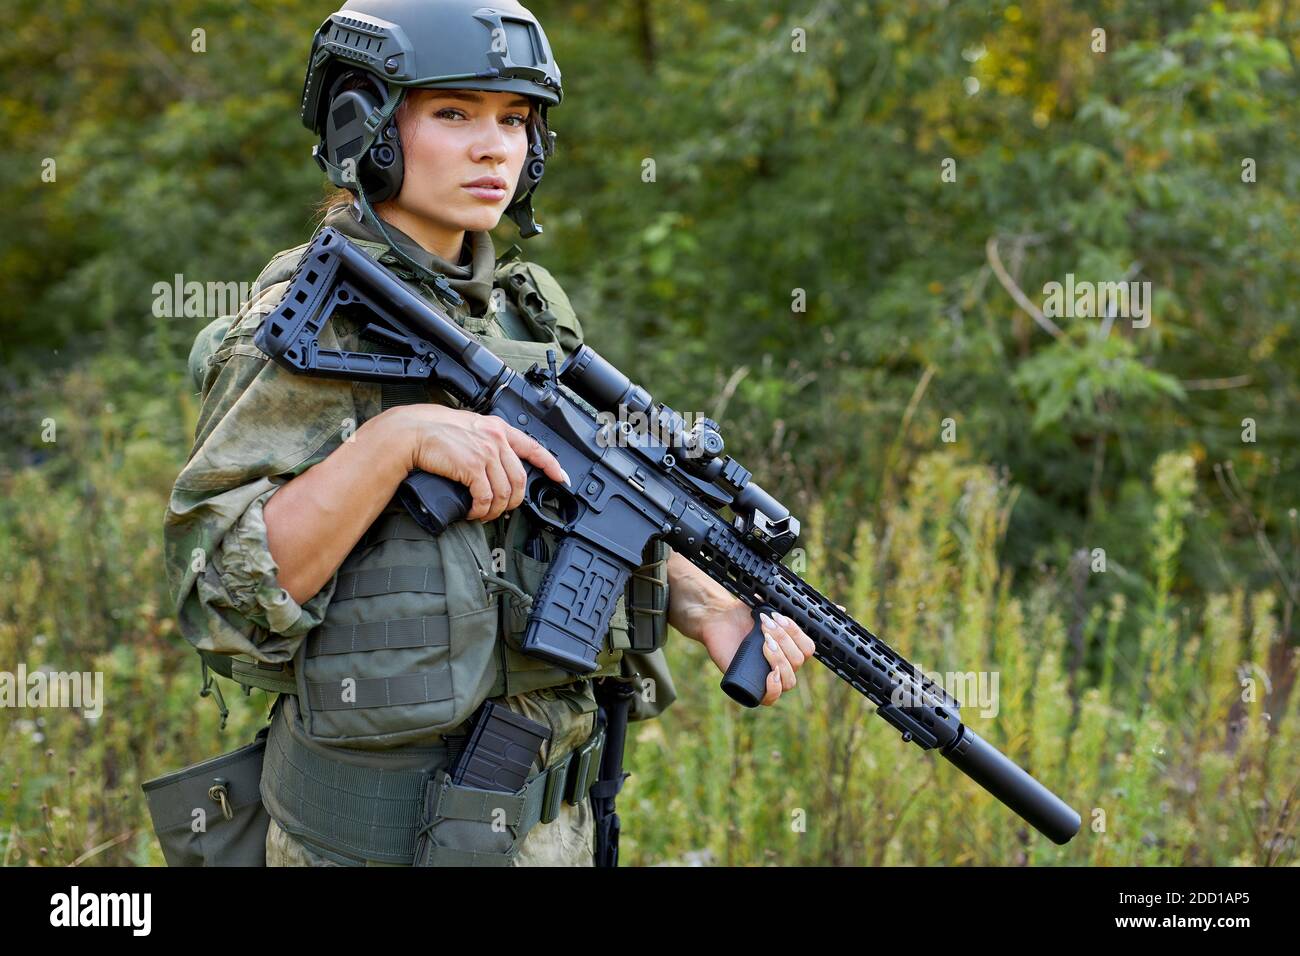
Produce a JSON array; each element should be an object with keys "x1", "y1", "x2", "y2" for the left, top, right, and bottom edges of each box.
[
  {"x1": 323, "y1": 89, "x2": 375, "y2": 170},
  {"x1": 504, "y1": 113, "x2": 552, "y2": 237},
  {"x1": 321, "y1": 71, "x2": 404, "y2": 202},
  {"x1": 510, "y1": 140, "x2": 538, "y2": 205}
]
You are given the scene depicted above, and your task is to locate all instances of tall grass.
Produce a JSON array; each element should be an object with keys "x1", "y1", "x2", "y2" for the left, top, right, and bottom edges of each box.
[
  {"x1": 1, "y1": 361, "x2": 1295, "y2": 866},
  {"x1": 0, "y1": 357, "x2": 266, "y2": 866}
]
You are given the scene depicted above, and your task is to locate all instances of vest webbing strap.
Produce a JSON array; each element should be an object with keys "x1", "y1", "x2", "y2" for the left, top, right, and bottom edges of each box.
[
  {"x1": 229, "y1": 657, "x2": 297, "y2": 696},
  {"x1": 308, "y1": 616, "x2": 451, "y2": 656},
  {"x1": 415, "y1": 845, "x2": 513, "y2": 866},
  {"x1": 305, "y1": 668, "x2": 453, "y2": 712},
  {"x1": 333, "y1": 565, "x2": 446, "y2": 601},
  {"x1": 360, "y1": 512, "x2": 436, "y2": 547}
]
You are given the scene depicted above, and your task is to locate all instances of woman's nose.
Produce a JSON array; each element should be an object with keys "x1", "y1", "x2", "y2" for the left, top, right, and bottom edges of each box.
[{"x1": 471, "y1": 119, "x2": 510, "y2": 160}]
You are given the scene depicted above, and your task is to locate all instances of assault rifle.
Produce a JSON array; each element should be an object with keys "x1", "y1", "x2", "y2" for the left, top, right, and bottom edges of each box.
[{"x1": 254, "y1": 227, "x2": 1081, "y2": 845}]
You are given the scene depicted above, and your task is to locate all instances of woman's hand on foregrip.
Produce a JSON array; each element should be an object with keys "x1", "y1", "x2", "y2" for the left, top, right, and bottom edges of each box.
[{"x1": 391, "y1": 404, "x2": 571, "y2": 522}]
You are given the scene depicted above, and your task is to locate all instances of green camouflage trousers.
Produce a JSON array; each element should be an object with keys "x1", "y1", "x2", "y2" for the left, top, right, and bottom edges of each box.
[
  {"x1": 265, "y1": 798, "x2": 594, "y2": 867},
  {"x1": 265, "y1": 686, "x2": 598, "y2": 867}
]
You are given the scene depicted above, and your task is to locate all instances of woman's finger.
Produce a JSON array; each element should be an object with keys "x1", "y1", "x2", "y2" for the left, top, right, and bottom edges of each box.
[
  {"x1": 777, "y1": 612, "x2": 816, "y2": 660},
  {"x1": 506, "y1": 427, "x2": 570, "y2": 487},
  {"x1": 759, "y1": 637, "x2": 784, "y2": 705},
  {"x1": 466, "y1": 472, "x2": 494, "y2": 521},
  {"x1": 761, "y1": 614, "x2": 796, "y2": 695},
  {"x1": 499, "y1": 445, "x2": 528, "y2": 512},
  {"x1": 765, "y1": 612, "x2": 806, "y2": 669},
  {"x1": 481, "y1": 452, "x2": 512, "y2": 521}
]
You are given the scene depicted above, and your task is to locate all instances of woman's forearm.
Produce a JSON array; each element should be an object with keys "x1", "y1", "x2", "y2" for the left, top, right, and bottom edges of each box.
[
  {"x1": 666, "y1": 549, "x2": 745, "y2": 643},
  {"x1": 263, "y1": 408, "x2": 413, "y2": 605}
]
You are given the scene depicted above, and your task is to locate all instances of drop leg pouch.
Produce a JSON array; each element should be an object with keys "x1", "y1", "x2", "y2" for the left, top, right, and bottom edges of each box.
[{"x1": 141, "y1": 727, "x2": 271, "y2": 867}]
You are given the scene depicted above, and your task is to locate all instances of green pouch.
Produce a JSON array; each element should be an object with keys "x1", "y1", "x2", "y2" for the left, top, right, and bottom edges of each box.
[
  {"x1": 413, "y1": 768, "x2": 537, "y2": 866},
  {"x1": 620, "y1": 647, "x2": 678, "y2": 722},
  {"x1": 141, "y1": 728, "x2": 271, "y2": 866}
]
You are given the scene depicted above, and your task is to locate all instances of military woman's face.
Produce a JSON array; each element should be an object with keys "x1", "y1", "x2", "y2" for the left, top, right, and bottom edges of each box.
[{"x1": 386, "y1": 88, "x2": 533, "y2": 238}]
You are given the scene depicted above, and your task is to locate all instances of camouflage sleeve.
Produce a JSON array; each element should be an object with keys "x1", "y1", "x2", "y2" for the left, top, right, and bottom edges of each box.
[
  {"x1": 163, "y1": 278, "x2": 365, "y2": 663},
  {"x1": 187, "y1": 316, "x2": 234, "y2": 394}
]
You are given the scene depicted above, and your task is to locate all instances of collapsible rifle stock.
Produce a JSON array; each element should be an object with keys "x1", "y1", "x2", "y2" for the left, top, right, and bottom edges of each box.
[{"x1": 254, "y1": 227, "x2": 1082, "y2": 845}]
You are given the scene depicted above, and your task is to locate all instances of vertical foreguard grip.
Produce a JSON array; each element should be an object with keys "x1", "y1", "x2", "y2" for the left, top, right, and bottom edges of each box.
[
  {"x1": 720, "y1": 605, "x2": 780, "y2": 707},
  {"x1": 521, "y1": 536, "x2": 633, "y2": 674}
]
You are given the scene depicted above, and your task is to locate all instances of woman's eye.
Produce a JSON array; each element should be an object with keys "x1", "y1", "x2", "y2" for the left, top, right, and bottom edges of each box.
[{"x1": 434, "y1": 108, "x2": 526, "y2": 127}]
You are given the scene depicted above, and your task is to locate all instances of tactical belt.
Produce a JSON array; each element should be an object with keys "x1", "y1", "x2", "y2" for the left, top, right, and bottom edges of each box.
[{"x1": 260, "y1": 695, "x2": 606, "y2": 865}]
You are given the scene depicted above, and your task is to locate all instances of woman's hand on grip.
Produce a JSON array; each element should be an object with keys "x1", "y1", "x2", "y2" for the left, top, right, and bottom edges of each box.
[{"x1": 391, "y1": 404, "x2": 570, "y2": 522}]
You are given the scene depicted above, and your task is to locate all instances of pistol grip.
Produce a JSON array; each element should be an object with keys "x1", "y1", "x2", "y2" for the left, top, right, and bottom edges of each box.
[{"x1": 397, "y1": 470, "x2": 473, "y2": 536}]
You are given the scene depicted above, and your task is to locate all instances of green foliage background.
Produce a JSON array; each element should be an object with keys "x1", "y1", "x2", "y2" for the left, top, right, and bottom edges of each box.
[{"x1": 0, "y1": 0, "x2": 1296, "y2": 865}]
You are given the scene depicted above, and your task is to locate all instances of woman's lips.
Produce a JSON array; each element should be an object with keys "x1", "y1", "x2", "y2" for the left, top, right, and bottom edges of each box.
[{"x1": 463, "y1": 185, "x2": 507, "y2": 201}]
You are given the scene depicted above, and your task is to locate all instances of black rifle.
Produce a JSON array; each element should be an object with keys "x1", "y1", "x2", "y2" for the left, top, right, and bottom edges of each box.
[{"x1": 254, "y1": 227, "x2": 1082, "y2": 846}]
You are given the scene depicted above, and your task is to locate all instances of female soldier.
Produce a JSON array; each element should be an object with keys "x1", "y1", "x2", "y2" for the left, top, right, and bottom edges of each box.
[{"x1": 164, "y1": 0, "x2": 817, "y2": 867}]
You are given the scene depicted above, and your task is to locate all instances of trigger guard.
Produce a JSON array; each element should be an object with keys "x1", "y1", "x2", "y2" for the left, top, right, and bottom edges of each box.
[{"x1": 522, "y1": 469, "x2": 579, "y2": 533}]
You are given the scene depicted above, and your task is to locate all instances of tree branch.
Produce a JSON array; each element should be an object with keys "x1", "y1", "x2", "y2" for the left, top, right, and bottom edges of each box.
[{"x1": 986, "y1": 236, "x2": 1064, "y2": 340}]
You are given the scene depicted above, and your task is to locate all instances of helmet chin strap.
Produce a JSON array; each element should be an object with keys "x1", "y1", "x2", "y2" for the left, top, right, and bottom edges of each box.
[{"x1": 353, "y1": 180, "x2": 466, "y2": 311}]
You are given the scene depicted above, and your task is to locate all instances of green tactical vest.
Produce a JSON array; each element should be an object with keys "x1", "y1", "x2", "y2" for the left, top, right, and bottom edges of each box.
[{"x1": 194, "y1": 233, "x2": 675, "y2": 750}]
